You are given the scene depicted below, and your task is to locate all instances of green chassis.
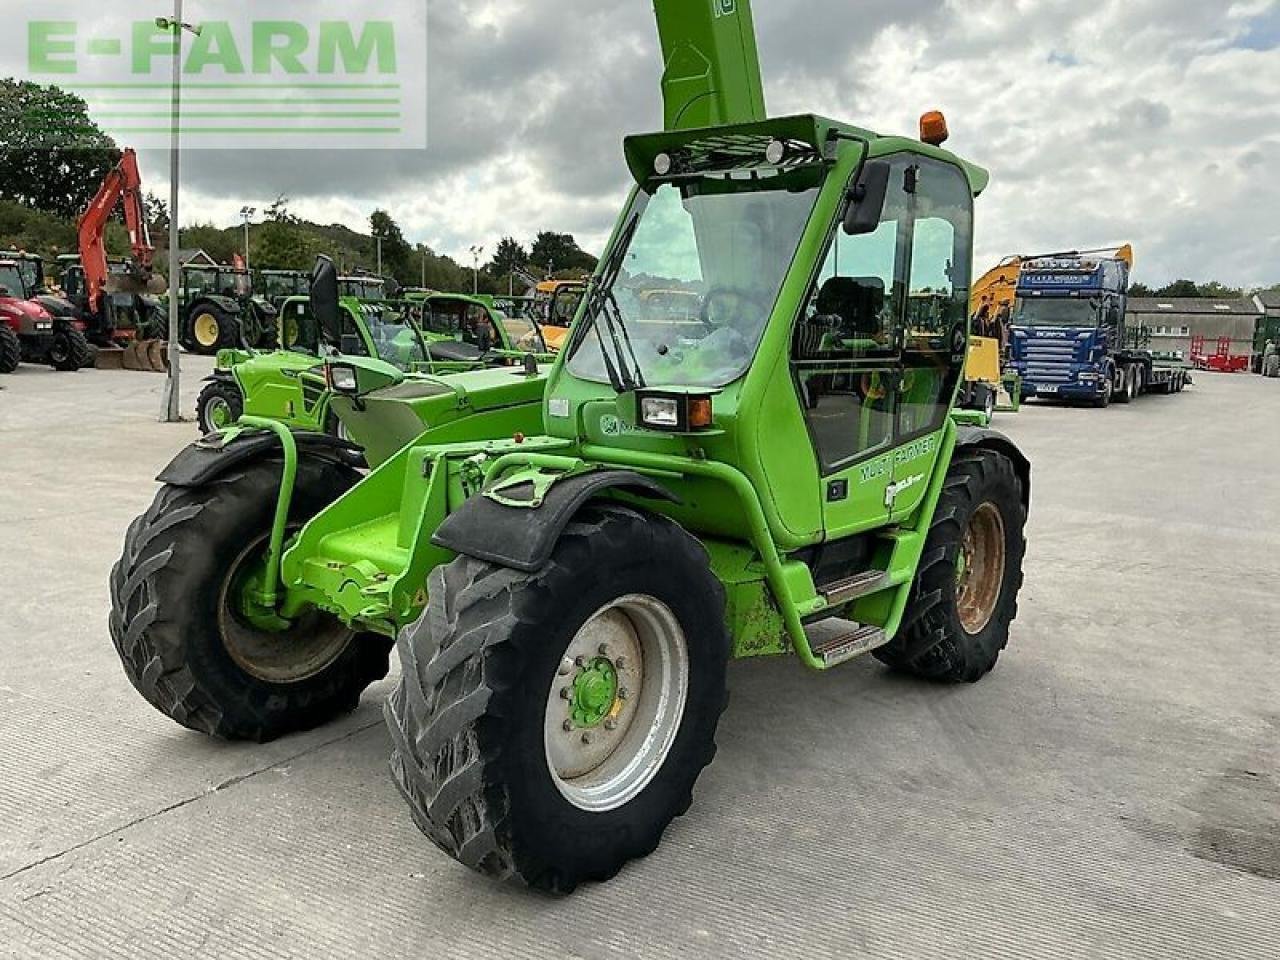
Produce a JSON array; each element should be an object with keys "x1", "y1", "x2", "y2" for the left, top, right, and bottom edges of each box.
[
  {"x1": 203, "y1": 292, "x2": 553, "y2": 455},
  {"x1": 202, "y1": 113, "x2": 1027, "y2": 673}
]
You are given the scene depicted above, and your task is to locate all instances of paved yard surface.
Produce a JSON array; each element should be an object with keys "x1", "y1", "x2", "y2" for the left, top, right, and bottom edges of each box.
[{"x1": 1, "y1": 361, "x2": 1277, "y2": 959}]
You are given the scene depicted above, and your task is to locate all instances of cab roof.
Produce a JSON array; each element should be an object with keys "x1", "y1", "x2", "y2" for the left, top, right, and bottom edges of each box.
[{"x1": 624, "y1": 113, "x2": 990, "y2": 198}]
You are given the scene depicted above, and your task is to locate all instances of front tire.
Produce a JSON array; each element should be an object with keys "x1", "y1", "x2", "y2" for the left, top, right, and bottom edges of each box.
[
  {"x1": 196, "y1": 378, "x2": 245, "y2": 434},
  {"x1": 875, "y1": 448, "x2": 1027, "y2": 683},
  {"x1": 386, "y1": 505, "x2": 729, "y2": 893},
  {"x1": 0, "y1": 326, "x2": 19, "y2": 374},
  {"x1": 109, "y1": 457, "x2": 392, "y2": 741},
  {"x1": 49, "y1": 326, "x2": 93, "y2": 372}
]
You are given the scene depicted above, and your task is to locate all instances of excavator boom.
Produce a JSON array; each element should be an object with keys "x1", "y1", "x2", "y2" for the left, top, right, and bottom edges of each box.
[
  {"x1": 77, "y1": 147, "x2": 160, "y2": 313},
  {"x1": 653, "y1": 0, "x2": 766, "y2": 131}
]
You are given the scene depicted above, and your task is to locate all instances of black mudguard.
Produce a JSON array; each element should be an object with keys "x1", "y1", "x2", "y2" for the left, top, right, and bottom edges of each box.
[
  {"x1": 157, "y1": 431, "x2": 363, "y2": 488},
  {"x1": 955, "y1": 425, "x2": 1031, "y2": 509},
  {"x1": 432, "y1": 470, "x2": 680, "y2": 574}
]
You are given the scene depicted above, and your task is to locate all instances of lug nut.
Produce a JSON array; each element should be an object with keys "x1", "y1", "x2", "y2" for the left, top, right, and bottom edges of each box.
[
  {"x1": 604, "y1": 719, "x2": 617, "y2": 731},
  {"x1": 614, "y1": 656, "x2": 627, "y2": 670},
  {"x1": 618, "y1": 688, "x2": 629, "y2": 700},
  {"x1": 598, "y1": 643, "x2": 610, "y2": 656},
  {"x1": 581, "y1": 733, "x2": 593, "y2": 745},
  {"x1": 560, "y1": 687, "x2": 572, "y2": 700},
  {"x1": 562, "y1": 720, "x2": 574, "y2": 733},
  {"x1": 558, "y1": 657, "x2": 574, "y2": 676},
  {"x1": 574, "y1": 656, "x2": 586, "y2": 667}
]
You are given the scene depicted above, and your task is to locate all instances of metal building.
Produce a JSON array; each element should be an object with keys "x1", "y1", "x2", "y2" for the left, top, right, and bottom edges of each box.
[{"x1": 1126, "y1": 297, "x2": 1262, "y2": 359}]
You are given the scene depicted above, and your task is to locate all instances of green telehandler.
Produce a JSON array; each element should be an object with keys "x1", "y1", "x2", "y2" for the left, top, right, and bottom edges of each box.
[
  {"x1": 109, "y1": 0, "x2": 1030, "y2": 893},
  {"x1": 195, "y1": 265, "x2": 553, "y2": 439}
]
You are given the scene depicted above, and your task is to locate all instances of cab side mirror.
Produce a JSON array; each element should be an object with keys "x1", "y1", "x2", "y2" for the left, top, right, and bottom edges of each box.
[
  {"x1": 310, "y1": 256, "x2": 342, "y2": 346},
  {"x1": 843, "y1": 161, "x2": 891, "y2": 236}
]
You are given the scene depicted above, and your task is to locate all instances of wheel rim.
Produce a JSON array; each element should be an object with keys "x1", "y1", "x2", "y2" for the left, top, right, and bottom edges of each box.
[
  {"x1": 50, "y1": 337, "x2": 68, "y2": 363},
  {"x1": 206, "y1": 396, "x2": 234, "y2": 429},
  {"x1": 955, "y1": 503, "x2": 1007, "y2": 635},
  {"x1": 194, "y1": 313, "x2": 220, "y2": 348},
  {"x1": 218, "y1": 532, "x2": 353, "y2": 684},
  {"x1": 544, "y1": 594, "x2": 689, "y2": 813}
]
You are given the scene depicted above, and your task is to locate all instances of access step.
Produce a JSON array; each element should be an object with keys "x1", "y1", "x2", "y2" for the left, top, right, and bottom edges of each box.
[
  {"x1": 806, "y1": 619, "x2": 890, "y2": 668},
  {"x1": 817, "y1": 569, "x2": 891, "y2": 607}
]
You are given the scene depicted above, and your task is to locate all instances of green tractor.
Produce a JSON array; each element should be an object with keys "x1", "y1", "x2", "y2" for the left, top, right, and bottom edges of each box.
[
  {"x1": 195, "y1": 264, "x2": 552, "y2": 437},
  {"x1": 110, "y1": 0, "x2": 1029, "y2": 893},
  {"x1": 176, "y1": 264, "x2": 279, "y2": 356},
  {"x1": 257, "y1": 269, "x2": 312, "y2": 309}
]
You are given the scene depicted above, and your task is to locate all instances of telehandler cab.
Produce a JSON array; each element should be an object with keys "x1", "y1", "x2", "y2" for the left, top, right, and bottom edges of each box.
[{"x1": 110, "y1": 0, "x2": 1030, "y2": 893}]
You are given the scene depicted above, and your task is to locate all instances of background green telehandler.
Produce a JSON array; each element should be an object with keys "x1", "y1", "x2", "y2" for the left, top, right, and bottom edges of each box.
[
  {"x1": 196, "y1": 263, "x2": 553, "y2": 437},
  {"x1": 110, "y1": 0, "x2": 1030, "y2": 893}
]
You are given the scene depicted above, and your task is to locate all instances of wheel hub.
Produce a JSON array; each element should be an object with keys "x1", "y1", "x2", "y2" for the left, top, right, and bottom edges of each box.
[
  {"x1": 955, "y1": 502, "x2": 1007, "y2": 636},
  {"x1": 219, "y1": 531, "x2": 352, "y2": 684},
  {"x1": 194, "y1": 313, "x2": 220, "y2": 347},
  {"x1": 544, "y1": 595, "x2": 689, "y2": 813},
  {"x1": 569, "y1": 658, "x2": 619, "y2": 729}
]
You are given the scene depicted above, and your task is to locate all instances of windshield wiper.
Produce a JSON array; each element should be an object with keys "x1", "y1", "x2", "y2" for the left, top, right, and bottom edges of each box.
[{"x1": 571, "y1": 214, "x2": 646, "y2": 393}]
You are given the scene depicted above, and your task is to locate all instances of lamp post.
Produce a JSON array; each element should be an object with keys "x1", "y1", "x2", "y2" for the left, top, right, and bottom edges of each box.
[
  {"x1": 156, "y1": 2, "x2": 201, "y2": 424},
  {"x1": 239, "y1": 206, "x2": 256, "y2": 272},
  {"x1": 469, "y1": 244, "x2": 484, "y2": 295}
]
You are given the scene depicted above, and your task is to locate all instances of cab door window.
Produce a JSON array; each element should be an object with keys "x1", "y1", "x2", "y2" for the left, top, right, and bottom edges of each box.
[
  {"x1": 897, "y1": 158, "x2": 973, "y2": 440},
  {"x1": 791, "y1": 155, "x2": 916, "y2": 473}
]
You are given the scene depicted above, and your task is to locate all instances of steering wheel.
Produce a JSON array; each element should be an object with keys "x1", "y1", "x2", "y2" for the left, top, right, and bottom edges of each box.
[{"x1": 698, "y1": 287, "x2": 772, "y2": 335}]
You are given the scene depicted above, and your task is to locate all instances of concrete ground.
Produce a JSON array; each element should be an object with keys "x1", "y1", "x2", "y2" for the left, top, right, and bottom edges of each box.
[{"x1": 0, "y1": 359, "x2": 1277, "y2": 959}]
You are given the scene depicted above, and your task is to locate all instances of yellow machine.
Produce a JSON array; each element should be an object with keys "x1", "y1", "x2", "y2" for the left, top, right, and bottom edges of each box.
[{"x1": 534, "y1": 279, "x2": 586, "y2": 353}]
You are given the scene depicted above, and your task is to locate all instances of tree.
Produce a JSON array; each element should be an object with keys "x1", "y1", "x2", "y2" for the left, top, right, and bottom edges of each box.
[
  {"x1": 369, "y1": 209, "x2": 412, "y2": 282},
  {"x1": 0, "y1": 80, "x2": 122, "y2": 219},
  {"x1": 1154, "y1": 279, "x2": 1201, "y2": 299},
  {"x1": 1197, "y1": 280, "x2": 1243, "y2": 299},
  {"x1": 488, "y1": 236, "x2": 528, "y2": 278},
  {"x1": 1128, "y1": 282, "x2": 1153, "y2": 297},
  {"x1": 529, "y1": 231, "x2": 597, "y2": 276}
]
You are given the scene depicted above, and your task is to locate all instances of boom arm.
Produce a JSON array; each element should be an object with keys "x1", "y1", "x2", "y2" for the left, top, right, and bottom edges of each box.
[
  {"x1": 77, "y1": 148, "x2": 156, "y2": 312},
  {"x1": 652, "y1": 0, "x2": 767, "y2": 131}
]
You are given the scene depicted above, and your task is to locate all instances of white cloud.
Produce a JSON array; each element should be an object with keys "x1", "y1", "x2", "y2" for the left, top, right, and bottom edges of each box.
[{"x1": 7, "y1": 0, "x2": 1278, "y2": 286}]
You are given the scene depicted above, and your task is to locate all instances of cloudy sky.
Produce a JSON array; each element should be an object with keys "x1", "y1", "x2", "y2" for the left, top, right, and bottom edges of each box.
[{"x1": 29, "y1": 0, "x2": 1280, "y2": 287}]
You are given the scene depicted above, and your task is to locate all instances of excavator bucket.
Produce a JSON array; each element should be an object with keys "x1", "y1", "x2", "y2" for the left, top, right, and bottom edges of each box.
[
  {"x1": 98, "y1": 340, "x2": 168, "y2": 372},
  {"x1": 95, "y1": 348, "x2": 126, "y2": 370},
  {"x1": 105, "y1": 272, "x2": 167, "y2": 296}
]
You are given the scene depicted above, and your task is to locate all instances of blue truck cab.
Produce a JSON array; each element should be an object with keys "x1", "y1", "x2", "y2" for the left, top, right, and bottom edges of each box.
[
  {"x1": 1009, "y1": 251, "x2": 1187, "y2": 406},
  {"x1": 1010, "y1": 254, "x2": 1128, "y2": 404}
]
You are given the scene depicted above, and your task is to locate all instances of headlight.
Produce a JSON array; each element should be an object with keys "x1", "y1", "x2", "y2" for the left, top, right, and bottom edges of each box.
[
  {"x1": 326, "y1": 364, "x2": 358, "y2": 394},
  {"x1": 36, "y1": 321, "x2": 52, "y2": 331},
  {"x1": 640, "y1": 396, "x2": 680, "y2": 428},
  {"x1": 637, "y1": 391, "x2": 714, "y2": 433}
]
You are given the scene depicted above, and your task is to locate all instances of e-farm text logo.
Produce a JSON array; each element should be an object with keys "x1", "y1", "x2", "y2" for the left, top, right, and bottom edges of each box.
[{"x1": 16, "y1": 2, "x2": 427, "y2": 150}]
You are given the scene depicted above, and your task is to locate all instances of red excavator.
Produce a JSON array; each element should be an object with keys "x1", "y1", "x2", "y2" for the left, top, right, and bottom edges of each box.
[{"x1": 40, "y1": 148, "x2": 170, "y2": 371}]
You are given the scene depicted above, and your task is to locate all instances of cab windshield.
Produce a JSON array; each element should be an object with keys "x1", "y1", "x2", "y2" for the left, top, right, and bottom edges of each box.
[
  {"x1": 0, "y1": 264, "x2": 23, "y2": 296},
  {"x1": 566, "y1": 168, "x2": 824, "y2": 389},
  {"x1": 263, "y1": 274, "x2": 305, "y2": 299},
  {"x1": 363, "y1": 306, "x2": 428, "y2": 367},
  {"x1": 340, "y1": 279, "x2": 387, "y2": 301},
  {"x1": 1014, "y1": 298, "x2": 1099, "y2": 328}
]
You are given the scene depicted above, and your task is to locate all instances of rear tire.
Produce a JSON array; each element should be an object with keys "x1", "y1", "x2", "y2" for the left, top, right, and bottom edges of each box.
[
  {"x1": 185, "y1": 304, "x2": 239, "y2": 355},
  {"x1": 196, "y1": 378, "x2": 245, "y2": 434},
  {"x1": 875, "y1": 449, "x2": 1026, "y2": 683},
  {"x1": 0, "y1": 326, "x2": 19, "y2": 374},
  {"x1": 386, "y1": 505, "x2": 729, "y2": 893},
  {"x1": 49, "y1": 326, "x2": 93, "y2": 372},
  {"x1": 108, "y1": 457, "x2": 392, "y2": 741}
]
